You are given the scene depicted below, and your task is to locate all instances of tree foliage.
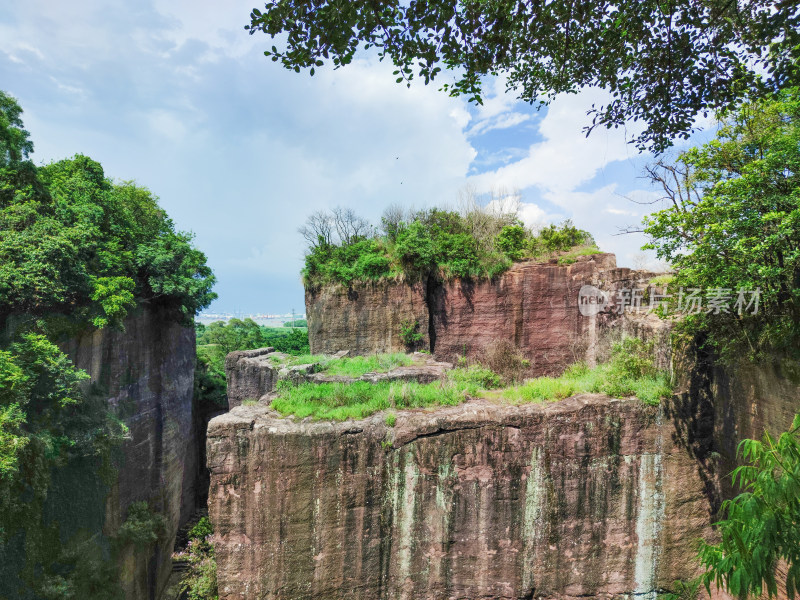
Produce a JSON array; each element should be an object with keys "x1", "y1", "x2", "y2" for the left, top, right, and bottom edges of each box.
[
  {"x1": 698, "y1": 415, "x2": 800, "y2": 598},
  {"x1": 194, "y1": 319, "x2": 310, "y2": 411},
  {"x1": 0, "y1": 91, "x2": 216, "y2": 598},
  {"x1": 643, "y1": 90, "x2": 800, "y2": 359},
  {"x1": 301, "y1": 204, "x2": 595, "y2": 287},
  {"x1": 246, "y1": 0, "x2": 800, "y2": 152}
]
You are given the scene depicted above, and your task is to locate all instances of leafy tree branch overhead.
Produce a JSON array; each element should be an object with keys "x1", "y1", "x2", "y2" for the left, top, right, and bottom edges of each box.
[{"x1": 246, "y1": 0, "x2": 800, "y2": 152}]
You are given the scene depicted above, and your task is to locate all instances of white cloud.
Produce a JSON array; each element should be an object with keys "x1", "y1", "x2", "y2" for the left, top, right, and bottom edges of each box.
[
  {"x1": 468, "y1": 88, "x2": 645, "y2": 194},
  {"x1": 469, "y1": 111, "x2": 530, "y2": 136},
  {"x1": 517, "y1": 202, "x2": 548, "y2": 229}
]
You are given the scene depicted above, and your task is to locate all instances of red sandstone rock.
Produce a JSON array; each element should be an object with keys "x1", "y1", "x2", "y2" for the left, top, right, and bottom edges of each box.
[
  {"x1": 207, "y1": 395, "x2": 715, "y2": 600},
  {"x1": 304, "y1": 254, "x2": 659, "y2": 376}
]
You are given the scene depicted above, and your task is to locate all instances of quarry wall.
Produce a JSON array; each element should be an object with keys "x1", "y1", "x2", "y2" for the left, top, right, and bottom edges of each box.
[
  {"x1": 305, "y1": 253, "x2": 658, "y2": 375},
  {"x1": 212, "y1": 255, "x2": 800, "y2": 599},
  {"x1": 63, "y1": 306, "x2": 199, "y2": 600},
  {"x1": 207, "y1": 395, "x2": 713, "y2": 600}
]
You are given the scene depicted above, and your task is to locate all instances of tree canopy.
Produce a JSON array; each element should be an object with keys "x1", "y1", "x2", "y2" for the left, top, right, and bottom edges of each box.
[
  {"x1": 643, "y1": 89, "x2": 800, "y2": 359},
  {"x1": 246, "y1": 0, "x2": 800, "y2": 152}
]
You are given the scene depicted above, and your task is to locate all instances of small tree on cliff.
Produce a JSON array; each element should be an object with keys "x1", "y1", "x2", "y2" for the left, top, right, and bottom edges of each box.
[{"x1": 697, "y1": 415, "x2": 800, "y2": 598}]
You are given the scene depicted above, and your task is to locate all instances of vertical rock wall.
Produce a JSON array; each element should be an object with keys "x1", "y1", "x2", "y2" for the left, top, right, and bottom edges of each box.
[
  {"x1": 306, "y1": 280, "x2": 429, "y2": 355},
  {"x1": 207, "y1": 396, "x2": 715, "y2": 600},
  {"x1": 305, "y1": 254, "x2": 657, "y2": 375},
  {"x1": 63, "y1": 306, "x2": 198, "y2": 600}
]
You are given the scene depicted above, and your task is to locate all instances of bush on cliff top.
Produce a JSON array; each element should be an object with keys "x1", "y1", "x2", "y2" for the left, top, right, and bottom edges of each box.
[{"x1": 299, "y1": 200, "x2": 596, "y2": 287}]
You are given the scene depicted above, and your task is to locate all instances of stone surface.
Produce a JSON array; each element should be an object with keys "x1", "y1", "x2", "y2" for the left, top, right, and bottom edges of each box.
[
  {"x1": 305, "y1": 254, "x2": 659, "y2": 376},
  {"x1": 63, "y1": 306, "x2": 198, "y2": 600},
  {"x1": 306, "y1": 279, "x2": 430, "y2": 355},
  {"x1": 225, "y1": 348, "x2": 278, "y2": 408},
  {"x1": 207, "y1": 395, "x2": 715, "y2": 600}
]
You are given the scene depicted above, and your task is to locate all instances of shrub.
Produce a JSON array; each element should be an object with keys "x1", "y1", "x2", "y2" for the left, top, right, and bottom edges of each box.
[
  {"x1": 115, "y1": 502, "x2": 167, "y2": 549},
  {"x1": 495, "y1": 225, "x2": 527, "y2": 260},
  {"x1": 480, "y1": 340, "x2": 531, "y2": 383},
  {"x1": 385, "y1": 413, "x2": 397, "y2": 427},
  {"x1": 399, "y1": 319, "x2": 424, "y2": 349},
  {"x1": 448, "y1": 364, "x2": 502, "y2": 391},
  {"x1": 300, "y1": 207, "x2": 596, "y2": 287},
  {"x1": 176, "y1": 517, "x2": 218, "y2": 600}
]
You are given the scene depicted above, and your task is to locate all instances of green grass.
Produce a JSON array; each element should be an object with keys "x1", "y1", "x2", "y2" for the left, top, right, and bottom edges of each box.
[
  {"x1": 274, "y1": 352, "x2": 414, "y2": 377},
  {"x1": 649, "y1": 273, "x2": 675, "y2": 286},
  {"x1": 324, "y1": 353, "x2": 413, "y2": 376},
  {"x1": 269, "y1": 339, "x2": 673, "y2": 421},
  {"x1": 271, "y1": 379, "x2": 465, "y2": 421},
  {"x1": 556, "y1": 245, "x2": 602, "y2": 265},
  {"x1": 499, "y1": 361, "x2": 672, "y2": 406}
]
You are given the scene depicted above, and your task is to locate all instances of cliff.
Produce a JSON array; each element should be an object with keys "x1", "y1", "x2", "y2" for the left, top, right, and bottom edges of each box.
[
  {"x1": 62, "y1": 306, "x2": 199, "y2": 600},
  {"x1": 305, "y1": 254, "x2": 656, "y2": 375},
  {"x1": 207, "y1": 395, "x2": 714, "y2": 600}
]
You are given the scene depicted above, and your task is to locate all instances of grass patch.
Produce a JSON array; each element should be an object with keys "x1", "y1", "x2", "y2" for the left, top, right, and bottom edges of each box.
[
  {"x1": 270, "y1": 339, "x2": 672, "y2": 421},
  {"x1": 649, "y1": 273, "x2": 675, "y2": 286},
  {"x1": 271, "y1": 380, "x2": 461, "y2": 421},
  {"x1": 276, "y1": 352, "x2": 415, "y2": 377},
  {"x1": 556, "y1": 245, "x2": 602, "y2": 265},
  {"x1": 324, "y1": 353, "x2": 413, "y2": 377},
  {"x1": 498, "y1": 339, "x2": 672, "y2": 406},
  {"x1": 271, "y1": 366, "x2": 502, "y2": 421}
]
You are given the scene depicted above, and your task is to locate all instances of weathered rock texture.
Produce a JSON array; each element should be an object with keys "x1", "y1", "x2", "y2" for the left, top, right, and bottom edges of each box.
[
  {"x1": 306, "y1": 254, "x2": 657, "y2": 375},
  {"x1": 63, "y1": 307, "x2": 198, "y2": 600},
  {"x1": 225, "y1": 348, "x2": 279, "y2": 408},
  {"x1": 307, "y1": 279, "x2": 430, "y2": 355},
  {"x1": 208, "y1": 395, "x2": 714, "y2": 600}
]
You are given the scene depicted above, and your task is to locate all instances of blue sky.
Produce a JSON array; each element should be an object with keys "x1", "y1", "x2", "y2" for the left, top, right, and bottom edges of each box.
[{"x1": 0, "y1": 0, "x2": 718, "y2": 314}]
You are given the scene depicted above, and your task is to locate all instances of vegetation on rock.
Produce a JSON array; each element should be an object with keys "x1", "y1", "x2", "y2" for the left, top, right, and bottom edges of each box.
[
  {"x1": 686, "y1": 415, "x2": 800, "y2": 599},
  {"x1": 174, "y1": 517, "x2": 218, "y2": 600},
  {"x1": 300, "y1": 201, "x2": 596, "y2": 288},
  {"x1": 270, "y1": 338, "x2": 670, "y2": 421},
  {"x1": 0, "y1": 90, "x2": 215, "y2": 598},
  {"x1": 194, "y1": 318, "x2": 310, "y2": 411}
]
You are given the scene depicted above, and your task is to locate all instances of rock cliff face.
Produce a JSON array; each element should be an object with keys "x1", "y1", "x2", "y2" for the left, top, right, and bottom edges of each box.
[
  {"x1": 208, "y1": 395, "x2": 714, "y2": 600},
  {"x1": 305, "y1": 254, "x2": 655, "y2": 375},
  {"x1": 307, "y1": 279, "x2": 430, "y2": 355},
  {"x1": 63, "y1": 307, "x2": 198, "y2": 600}
]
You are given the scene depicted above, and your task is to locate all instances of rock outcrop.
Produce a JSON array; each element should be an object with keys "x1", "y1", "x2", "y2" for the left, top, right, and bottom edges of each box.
[
  {"x1": 62, "y1": 307, "x2": 198, "y2": 600},
  {"x1": 208, "y1": 395, "x2": 714, "y2": 600},
  {"x1": 305, "y1": 254, "x2": 657, "y2": 375},
  {"x1": 225, "y1": 348, "x2": 279, "y2": 408},
  {"x1": 225, "y1": 350, "x2": 453, "y2": 409}
]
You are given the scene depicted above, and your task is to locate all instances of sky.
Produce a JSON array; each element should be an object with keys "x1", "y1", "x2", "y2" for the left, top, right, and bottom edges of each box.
[{"x1": 0, "y1": 0, "x2": 719, "y2": 315}]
